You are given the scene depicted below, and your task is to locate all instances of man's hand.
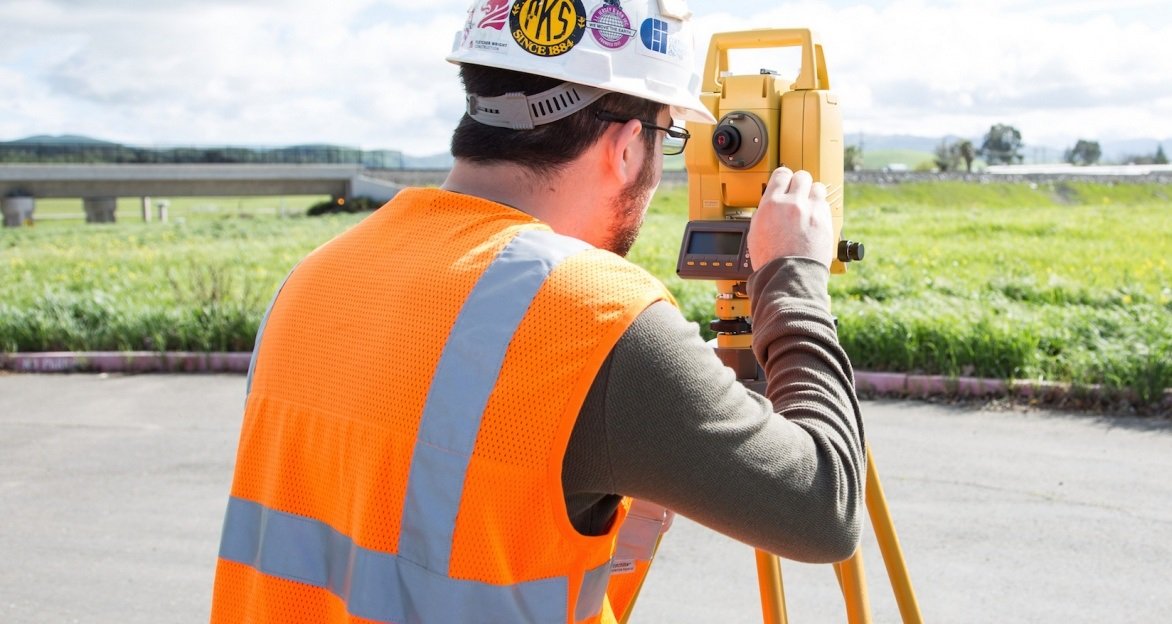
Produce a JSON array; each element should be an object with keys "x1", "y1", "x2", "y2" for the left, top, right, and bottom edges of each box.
[{"x1": 747, "y1": 167, "x2": 835, "y2": 270}]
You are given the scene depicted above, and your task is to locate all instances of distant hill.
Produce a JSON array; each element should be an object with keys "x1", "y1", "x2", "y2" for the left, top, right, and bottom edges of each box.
[
  {"x1": 392, "y1": 133, "x2": 1171, "y2": 168},
  {"x1": 1099, "y1": 138, "x2": 1171, "y2": 163},
  {"x1": 847, "y1": 133, "x2": 973, "y2": 153},
  {"x1": 5, "y1": 134, "x2": 121, "y2": 147},
  {"x1": 4, "y1": 133, "x2": 1166, "y2": 168},
  {"x1": 857, "y1": 148, "x2": 935, "y2": 171},
  {"x1": 0, "y1": 135, "x2": 413, "y2": 168}
]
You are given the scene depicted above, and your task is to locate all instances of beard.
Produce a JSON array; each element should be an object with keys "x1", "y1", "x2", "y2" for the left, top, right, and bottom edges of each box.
[{"x1": 604, "y1": 147, "x2": 659, "y2": 257}]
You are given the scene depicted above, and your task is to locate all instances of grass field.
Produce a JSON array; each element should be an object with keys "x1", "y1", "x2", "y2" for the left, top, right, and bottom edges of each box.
[
  {"x1": 31, "y1": 195, "x2": 328, "y2": 221},
  {"x1": 3, "y1": 181, "x2": 1170, "y2": 406},
  {"x1": 825, "y1": 182, "x2": 1170, "y2": 405}
]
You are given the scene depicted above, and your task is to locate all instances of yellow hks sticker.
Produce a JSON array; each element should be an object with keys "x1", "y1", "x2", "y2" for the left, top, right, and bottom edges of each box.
[{"x1": 510, "y1": 0, "x2": 588, "y2": 57}]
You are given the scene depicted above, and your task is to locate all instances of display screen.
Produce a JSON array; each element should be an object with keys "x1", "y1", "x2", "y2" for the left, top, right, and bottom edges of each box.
[{"x1": 687, "y1": 231, "x2": 743, "y2": 255}]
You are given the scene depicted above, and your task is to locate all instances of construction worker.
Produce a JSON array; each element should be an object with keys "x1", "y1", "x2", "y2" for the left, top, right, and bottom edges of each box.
[{"x1": 211, "y1": 1, "x2": 865, "y2": 622}]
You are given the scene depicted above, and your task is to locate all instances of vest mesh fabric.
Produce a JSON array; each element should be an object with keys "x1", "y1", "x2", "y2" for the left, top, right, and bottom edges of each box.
[{"x1": 212, "y1": 188, "x2": 671, "y2": 623}]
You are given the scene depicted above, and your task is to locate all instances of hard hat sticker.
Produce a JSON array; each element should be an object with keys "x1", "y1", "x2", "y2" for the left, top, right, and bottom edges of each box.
[
  {"x1": 459, "y1": 0, "x2": 513, "y2": 55},
  {"x1": 640, "y1": 18, "x2": 669, "y2": 53},
  {"x1": 447, "y1": 0, "x2": 714, "y2": 125},
  {"x1": 638, "y1": 16, "x2": 686, "y2": 61},
  {"x1": 510, "y1": 0, "x2": 588, "y2": 57},
  {"x1": 457, "y1": 5, "x2": 475, "y2": 48},
  {"x1": 478, "y1": 0, "x2": 511, "y2": 30},
  {"x1": 587, "y1": 1, "x2": 635, "y2": 50}
]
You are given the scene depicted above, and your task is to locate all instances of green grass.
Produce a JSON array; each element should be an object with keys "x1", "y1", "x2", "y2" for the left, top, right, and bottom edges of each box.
[
  {"x1": 32, "y1": 195, "x2": 328, "y2": 221},
  {"x1": 1, "y1": 215, "x2": 353, "y2": 353},
  {"x1": 845, "y1": 184, "x2": 1171, "y2": 403},
  {"x1": 636, "y1": 183, "x2": 1171, "y2": 406},
  {"x1": 3, "y1": 182, "x2": 1170, "y2": 406}
]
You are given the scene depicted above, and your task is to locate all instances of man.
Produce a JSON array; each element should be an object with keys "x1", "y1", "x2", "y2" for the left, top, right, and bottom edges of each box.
[{"x1": 211, "y1": 1, "x2": 864, "y2": 622}]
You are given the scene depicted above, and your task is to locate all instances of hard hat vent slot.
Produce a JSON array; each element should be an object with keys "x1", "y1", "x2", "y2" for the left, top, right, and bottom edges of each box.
[{"x1": 466, "y1": 83, "x2": 609, "y2": 130}]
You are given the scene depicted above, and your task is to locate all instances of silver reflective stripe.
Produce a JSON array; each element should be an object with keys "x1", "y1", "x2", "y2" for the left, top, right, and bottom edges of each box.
[
  {"x1": 613, "y1": 500, "x2": 672, "y2": 566},
  {"x1": 398, "y1": 229, "x2": 590, "y2": 575},
  {"x1": 246, "y1": 269, "x2": 296, "y2": 398},
  {"x1": 575, "y1": 560, "x2": 613, "y2": 622},
  {"x1": 220, "y1": 497, "x2": 569, "y2": 623}
]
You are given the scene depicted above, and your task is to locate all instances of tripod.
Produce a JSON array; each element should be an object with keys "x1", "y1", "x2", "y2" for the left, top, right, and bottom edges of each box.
[
  {"x1": 753, "y1": 447, "x2": 923, "y2": 623},
  {"x1": 728, "y1": 359, "x2": 922, "y2": 624},
  {"x1": 614, "y1": 365, "x2": 922, "y2": 623},
  {"x1": 674, "y1": 27, "x2": 923, "y2": 624}
]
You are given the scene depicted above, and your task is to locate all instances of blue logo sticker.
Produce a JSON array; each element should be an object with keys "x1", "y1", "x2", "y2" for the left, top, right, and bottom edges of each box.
[{"x1": 640, "y1": 18, "x2": 668, "y2": 54}]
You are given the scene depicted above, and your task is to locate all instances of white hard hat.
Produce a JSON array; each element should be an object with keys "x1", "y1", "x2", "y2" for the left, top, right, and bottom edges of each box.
[{"x1": 448, "y1": 0, "x2": 717, "y2": 126}]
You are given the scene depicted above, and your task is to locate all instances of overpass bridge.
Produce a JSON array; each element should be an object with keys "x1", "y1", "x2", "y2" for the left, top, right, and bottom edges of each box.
[{"x1": 0, "y1": 164, "x2": 404, "y2": 226}]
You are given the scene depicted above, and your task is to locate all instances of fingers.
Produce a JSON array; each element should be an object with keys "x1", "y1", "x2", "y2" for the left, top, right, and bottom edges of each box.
[
  {"x1": 764, "y1": 167, "x2": 824, "y2": 202},
  {"x1": 811, "y1": 181, "x2": 828, "y2": 202},
  {"x1": 751, "y1": 167, "x2": 835, "y2": 270},
  {"x1": 769, "y1": 167, "x2": 794, "y2": 186},
  {"x1": 765, "y1": 167, "x2": 794, "y2": 202},
  {"x1": 788, "y1": 170, "x2": 813, "y2": 199}
]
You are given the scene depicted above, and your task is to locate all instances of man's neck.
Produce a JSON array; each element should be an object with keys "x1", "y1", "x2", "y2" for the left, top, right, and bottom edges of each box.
[{"x1": 442, "y1": 159, "x2": 611, "y2": 246}]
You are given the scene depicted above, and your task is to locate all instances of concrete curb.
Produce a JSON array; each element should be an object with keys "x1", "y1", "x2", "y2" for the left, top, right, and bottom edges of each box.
[
  {"x1": 2, "y1": 351, "x2": 1169, "y2": 409},
  {"x1": 854, "y1": 371, "x2": 1172, "y2": 410},
  {"x1": 0, "y1": 351, "x2": 250, "y2": 374},
  {"x1": 857, "y1": 371, "x2": 1041, "y2": 398}
]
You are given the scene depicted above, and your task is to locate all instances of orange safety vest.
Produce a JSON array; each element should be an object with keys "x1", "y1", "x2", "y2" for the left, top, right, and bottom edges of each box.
[{"x1": 211, "y1": 188, "x2": 674, "y2": 623}]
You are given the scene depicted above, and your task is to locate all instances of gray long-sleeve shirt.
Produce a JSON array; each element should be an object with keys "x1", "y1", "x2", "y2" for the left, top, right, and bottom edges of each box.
[{"x1": 562, "y1": 256, "x2": 866, "y2": 564}]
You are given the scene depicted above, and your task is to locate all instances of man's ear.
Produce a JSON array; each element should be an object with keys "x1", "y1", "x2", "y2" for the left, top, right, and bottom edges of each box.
[{"x1": 600, "y1": 118, "x2": 644, "y2": 185}]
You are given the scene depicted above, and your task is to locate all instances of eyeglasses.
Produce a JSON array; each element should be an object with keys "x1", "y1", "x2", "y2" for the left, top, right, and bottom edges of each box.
[{"x1": 596, "y1": 110, "x2": 691, "y2": 156}]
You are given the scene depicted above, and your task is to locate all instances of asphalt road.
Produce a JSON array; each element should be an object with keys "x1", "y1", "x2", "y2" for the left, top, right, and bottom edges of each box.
[{"x1": 1, "y1": 374, "x2": 1169, "y2": 623}]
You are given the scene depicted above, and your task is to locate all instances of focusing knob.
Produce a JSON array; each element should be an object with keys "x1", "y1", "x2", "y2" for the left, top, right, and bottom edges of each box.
[
  {"x1": 712, "y1": 126, "x2": 742, "y2": 156},
  {"x1": 837, "y1": 240, "x2": 865, "y2": 262}
]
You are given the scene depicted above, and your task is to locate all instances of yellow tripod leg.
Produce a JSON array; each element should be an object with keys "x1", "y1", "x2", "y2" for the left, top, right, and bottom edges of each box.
[
  {"x1": 833, "y1": 550, "x2": 873, "y2": 624},
  {"x1": 755, "y1": 550, "x2": 788, "y2": 624},
  {"x1": 755, "y1": 447, "x2": 921, "y2": 624},
  {"x1": 865, "y1": 448, "x2": 924, "y2": 624}
]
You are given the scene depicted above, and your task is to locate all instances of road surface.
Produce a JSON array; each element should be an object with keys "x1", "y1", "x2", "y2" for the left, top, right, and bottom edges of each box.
[{"x1": 1, "y1": 374, "x2": 1169, "y2": 623}]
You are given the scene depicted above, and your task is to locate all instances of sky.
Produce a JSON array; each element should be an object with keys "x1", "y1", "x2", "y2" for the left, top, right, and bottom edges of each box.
[{"x1": 1, "y1": 0, "x2": 1170, "y2": 155}]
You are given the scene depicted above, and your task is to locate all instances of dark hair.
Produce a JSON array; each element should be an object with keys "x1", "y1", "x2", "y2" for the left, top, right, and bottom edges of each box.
[{"x1": 451, "y1": 64, "x2": 664, "y2": 176}]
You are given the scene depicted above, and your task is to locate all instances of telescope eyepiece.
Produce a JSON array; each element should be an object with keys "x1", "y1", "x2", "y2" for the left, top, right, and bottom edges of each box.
[{"x1": 713, "y1": 127, "x2": 742, "y2": 156}]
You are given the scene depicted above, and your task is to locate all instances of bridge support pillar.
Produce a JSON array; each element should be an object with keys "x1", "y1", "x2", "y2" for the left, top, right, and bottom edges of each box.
[
  {"x1": 84, "y1": 197, "x2": 118, "y2": 223},
  {"x1": 2, "y1": 196, "x2": 35, "y2": 227}
]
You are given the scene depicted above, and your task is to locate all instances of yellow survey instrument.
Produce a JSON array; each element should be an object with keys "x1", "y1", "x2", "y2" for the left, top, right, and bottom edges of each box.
[
  {"x1": 671, "y1": 29, "x2": 922, "y2": 623},
  {"x1": 677, "y1": 28, "x2": 863, "y2": 381},
  {"x1": 685, "y1": 28, "x2": 848, "y2": 271}
]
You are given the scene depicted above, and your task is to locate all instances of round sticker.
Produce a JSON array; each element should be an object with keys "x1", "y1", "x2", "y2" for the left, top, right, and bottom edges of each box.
[
  {"x1": 588, "y1": 2, "x2": 634, "y2": 50},
  {"x1": 510, "y1": 0, "x2": 588, "y2": 57}
]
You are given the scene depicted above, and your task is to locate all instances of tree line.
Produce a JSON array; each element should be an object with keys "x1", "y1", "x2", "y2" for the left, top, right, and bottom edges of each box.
[
  {"x1": 0, "y1": 140, "x2": 406, "y2": 168},
  {"x1": 845, "y1": 124, "x2": 1169, "y2": 172}
]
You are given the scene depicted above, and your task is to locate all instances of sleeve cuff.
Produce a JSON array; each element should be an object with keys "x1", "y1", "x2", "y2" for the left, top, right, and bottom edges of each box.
[{"x1": 747, "y1": 257, "x2": 832, "y2": 313}]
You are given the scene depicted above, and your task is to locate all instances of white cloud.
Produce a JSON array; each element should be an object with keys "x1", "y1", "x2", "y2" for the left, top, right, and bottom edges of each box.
[
  {"x1": 0, "y1": 0, "x2": 468, "y2": 153},
  {"x1": 693, "y1": 0, "x2": 1172, "y2": 145},
  {"x1": 1, "y1": 0, "x2": 1170, "y2": 154}
]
